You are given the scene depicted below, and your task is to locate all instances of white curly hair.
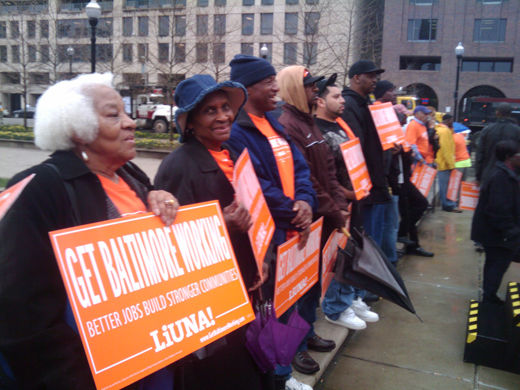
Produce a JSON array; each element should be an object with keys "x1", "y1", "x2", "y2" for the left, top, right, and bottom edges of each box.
[{"x1": 34, "y1": 73, "x2": 114, "y2": 151}]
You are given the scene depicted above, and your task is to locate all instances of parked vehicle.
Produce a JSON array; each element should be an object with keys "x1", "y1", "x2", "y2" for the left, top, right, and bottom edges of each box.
[
  {"x1": 12, "y1": 106, "x2": 35, "y2": 118},
  {"x1": 134, "y1": 92, "x2": 177, "y2": 133},
  {"x1": 460, "y1": 97, "x2": 520, "y2": 131}
]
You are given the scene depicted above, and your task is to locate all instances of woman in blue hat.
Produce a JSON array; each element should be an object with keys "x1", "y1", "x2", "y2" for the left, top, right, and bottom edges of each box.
[{"x1": 154, "y1": 74, "x2": 269, "y2": 389}]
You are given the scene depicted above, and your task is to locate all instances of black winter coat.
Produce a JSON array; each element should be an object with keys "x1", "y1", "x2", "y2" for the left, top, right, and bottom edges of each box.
[{"x1": 471, "y1": 161, "x2": 520, "y2": 250}]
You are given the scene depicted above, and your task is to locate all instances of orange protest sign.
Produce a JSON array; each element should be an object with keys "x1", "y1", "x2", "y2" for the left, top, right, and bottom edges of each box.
[
  {"x1": 460, "y1": 181, "x2": 480, "y2": 210},
  {"x1": 369, "y1": 102, "x2": 406, "y2": 151},
  {"x1": 321, "y1": 230, "x2": 340, "y2": 299},
  {"x1": 340, "y1": 138, "x2": 372, "y2": 200},
  {"x1": 410, "y1": 163, "x2": 437, "y2": 197},
  {"x1": 233, "y1": 149, "x2": 275, "y2": 274},
  {"x1": 274, "y1": 218, "x2": 323, "y2": 318},
  {"x1": 49, "y1": 201, "x2": 254, "y2": 390},
  {"x1": 0, "y1": 174, "x2": 34, "y2": 221},
  {"x1": 447, "y1": 169, "x2": 463, "y2": 202}
]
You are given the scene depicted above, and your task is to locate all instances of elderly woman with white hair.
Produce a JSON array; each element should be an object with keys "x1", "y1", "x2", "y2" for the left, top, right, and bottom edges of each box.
[{"x1": 0, "y1": 73, "x2": 178, "y2": 389}]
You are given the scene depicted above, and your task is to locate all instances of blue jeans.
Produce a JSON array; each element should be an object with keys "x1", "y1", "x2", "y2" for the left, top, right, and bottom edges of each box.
[
  {"x1": 322, "y1": 279, "x2": 365, "y2": 320},
  {"x1": 381, "y1": 195, "x2": 399, "y2": 264},
  {"x1": 438, "y1": 170, "x2": 457, "y2": 211},
  {"x1": 361, "y1": 202, "x2": 388, "y2": 247}
]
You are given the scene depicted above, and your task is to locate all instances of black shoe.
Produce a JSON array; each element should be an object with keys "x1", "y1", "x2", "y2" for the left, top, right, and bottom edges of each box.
[
  {"x1": 482, "y1": 294, "x2": 505, "y2": 305},
  {"x1": 363, "y1": 292, "x2": 380, "y2": 302},
  {"x1": 307, "y1": 334, "x2": 335, "y2": 352},
  {"x1": 407, "y1": 247, "x2": 434, "y2": 257},
  {"x1": 397, "y1": 236, "x2": 415, "y2": 246},
  {"x1": 292, "y1": 351, "x2": 320, "y2": 374},
  {"x1": 397, "y1": 249, "x2": 405, "y2": 259},
  {"x1": 443, "y1": 207, "x2": 463, "y2": 213}
]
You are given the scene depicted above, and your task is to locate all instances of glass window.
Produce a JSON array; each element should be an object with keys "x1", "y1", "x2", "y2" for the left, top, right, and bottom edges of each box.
[
  {"x1": 285, "y1": 13, "x2": 298, "y2": 35},
  {"x1": 158, "y1": 43, "x2": 169, "y2": 63},
  {"x1": 262, "y1": 0, "x2": 273, "y2": 4},
  {"x1": 476, "y1": 0, "x2": 502, "y2": 3},
  {"x1": 27, "y1": 20, "x2": 36, "y2": 39},
  {"x1": 123, "y1": 17, "x2": 133, "y2": 37},
  {"x1": 495, "y1": 60, "x2": 512, "y2": 72},
  {"x1": 286, "y1": 0, "x2": 298, "y2": 4},
  {"x1": 40, "y1": 20, "x2": 48, "y2": 38},
  {"x1": 175, "y1": 15, "x2": 186, "y2": 36},
  {"x1": 473, "y1": 18, "x2": 506, "y2": 42},
  {"x1": 241, "y1": 42, "x2": 254, "y2": 55},
  {"x1": 197, "y1": 0, "x2": 209, "y2": 6},
  {"x1": 28, "y1": 45, "x2": 37, "y2": 62},
  {"x1": 306, "y1": 0, "x2": 318, "y2": 4},
  {"x1": 461, "y1": 60, "x2": 478, "y2": 72},
  {"x1": 11, "y1": 45, "x2": 19, "y2": 63},
  {"x1": 29, "y1": 73, "x2": 49, "y2": 84},
  {"x1": 261, "y1": 13, "x2": 273, "y2": 35},
  {"x1": 304, "y1": 12, "x2": 320, "y2": 35},
  {"x1": 138, "y1": 16, "x2": 148, "y2": 37},
  {"x1": 0, "y1": 46, "x2": 6, "y2": 62},
  {"x1": 303, "y1": 42, "x2": 317, "y2": 65},
  {"x1": 213, "y1": 43, "x2": 225, "y2": 64},
  {"x1": 243, "y1": 0, "x2": 254, "y2": 5},
  {"x1": 410, "y1": 0, "x2": 436, "y2": 4},
  {"x1": 197, "y1": 15, "x2": 208, "y2": 36},
  {"x1": 399, "y1": 56, "x2": 441, "y2": 70},
  {"x1": 462, "y1": 57, "x2": 513, "y2": 72},
  {"x1": 284, "y1": 42, "x2": 297, "y2": 64},
  {"x1": 242, "y1": 14, "x2": 254, "y2": 35},
  {"x1": 159, "y1": 16, "x2": 169, "y2": 37},
  {"x1": 97, "y1": 44, "x2": 113, "y2": 63},
  {"x1": 175, "y1": 43, "x2": 185, "y2": 62},
  {"x1": 215, "y1": 0, "x2": 226, "y2": 5},
  {"x1": 98, "y1": 18, "x2": 113, "y2": 38},
  {"x1": 40, "y1": 45, "x2": 49, "y2": 62},
  {"x1": 174, "y1": 0, "x2": 186, "y2": 6},
  {"x1": 407, "y1": 19, "x2": 438, "y2": 41},
  {"x1": 196, "y1": 42, "x2": 208, "y2": 63},
  {"x1": 123, "y1": 44, "x2": 133, "y2": 63},
  {"x1": 214, "y1": 14, "x2": 226, "y2": 36},
  {"x1": 259, "y1": 42, "x2": 272, "y2": 62},
  {"x1": 10, "y1": 21, "x2": 19, "y2": 39},
  {"x1": 0, "y1": 22, "x2": 5, "y2": 38},
  {"x1": 138, "y1": 43, "x2": 148, "y2": 61}
]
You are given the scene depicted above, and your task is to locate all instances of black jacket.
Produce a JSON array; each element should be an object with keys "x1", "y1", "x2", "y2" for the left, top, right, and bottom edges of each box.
[
  {"x1": 471, "y1": 161, "x2": 520, "y2": 250},
  {"x1": 341, "y1": 88, "x2": 391, "y2": 204},
  {"x1": 0, "y1": 151, "x2": 151, "y2": 389},
  {"x1": 475, "y1": 118, "x2": 520, "y2": 183},
  {"x1": 154, "y1": 137, "x2": 258, "y2": 289}
]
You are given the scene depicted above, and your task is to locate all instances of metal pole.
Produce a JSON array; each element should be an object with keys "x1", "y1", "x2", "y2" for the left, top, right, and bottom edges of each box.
[
  {"x1": 453, "y1": 55, "x2": 461, "y2": 122},
  {"x1": 89, "y1": 17, "x2": 98, "y2": 73},
  {"x1": 69, "y1": 58, "x2": 72, "y2": 74}
]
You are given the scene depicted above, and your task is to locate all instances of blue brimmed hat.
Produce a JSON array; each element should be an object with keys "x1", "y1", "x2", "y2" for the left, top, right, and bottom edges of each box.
[{"x1": 174, "y1": 74, "x2": 247, "y2": 140}]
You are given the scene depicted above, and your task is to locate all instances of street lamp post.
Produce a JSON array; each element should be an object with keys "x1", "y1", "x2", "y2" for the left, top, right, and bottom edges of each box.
[
  {"x1": 453, "y1": 42, "x2": 464, "y2": 122},
  {"x1": 85, "y1": 0, "x2": 101, "y2": 73},
  {"x1": 66, "y1": 46, "x2": 75, "y2": 76},
  {"x1": 260, "y1": 44, "x2": 269, "y2": 61}
]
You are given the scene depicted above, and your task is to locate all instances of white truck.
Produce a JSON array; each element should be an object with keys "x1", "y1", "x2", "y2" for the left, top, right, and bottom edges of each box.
[{"x1": 134, "y1": 92, "x2": 177, "y2": 133}]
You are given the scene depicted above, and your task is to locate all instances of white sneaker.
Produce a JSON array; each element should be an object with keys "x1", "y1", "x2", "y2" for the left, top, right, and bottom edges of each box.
[
  {"x1": 285, "y1": 377, "x2": 313, "y2": 390},
  {"x1": 325, "y1": 307, "x2": 366, "y2": 330},
  {"x1": 351, "y1": 297, "x2": 379, "y2": 322}
]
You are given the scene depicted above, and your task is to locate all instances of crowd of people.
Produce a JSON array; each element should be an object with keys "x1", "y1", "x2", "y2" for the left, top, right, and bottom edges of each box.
[{"x1": 0, "y1": 54, "x2": 485, "y2": 390}]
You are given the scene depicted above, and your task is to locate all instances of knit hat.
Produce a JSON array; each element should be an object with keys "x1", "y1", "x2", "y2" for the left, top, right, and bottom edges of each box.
[
  {"x1": 373, "y1": 80, "x2": 395, "y2": 99},
  {"x1": 229, "y1": 54, "x2": 276, "y2": 87},
  {"x1": 174, "y1": 74, "x2": 247, "y2": 140}
]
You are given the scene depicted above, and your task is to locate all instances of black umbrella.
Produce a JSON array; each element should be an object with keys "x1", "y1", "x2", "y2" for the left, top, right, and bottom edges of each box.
[{"x1": 334, "y1": 228, "x2": 417, "y2": 316}]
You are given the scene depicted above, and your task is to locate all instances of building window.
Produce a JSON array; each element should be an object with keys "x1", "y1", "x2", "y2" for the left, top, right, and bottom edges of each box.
[
  {"x1": 173, "y1": 0, "x2": 186, "y2": 6},
  {"x1": 462, "y1": 58, "x2": 513, "y2": 72},
  {"x1": 29, "y1": 72, "x2": 49, "y2": 85},
  {"x1": 40, "y1": 45, "x2": 49, "y2": 62},
  {"x1": 407, "y1": 19, "x2": 437, "y2": 41},
  {"x1": 286, "y1": 0, "x2": 298, "y2": 4},
  {"x1": 0, "y1": 46, "x2": 7, "y2": 62},
  {"x1": 304, "y1": 12, "x2": 319, "y2": 35},
  {"x1": 138, "y1": 43, "x2": 148, "y2": 61},
  {"x1": 175, "y1": 43, "x2": 185, "y2": 62},
  {"x1": 11, "y1": 45, "x2": 19, "y2": 63},
  {"x1": 97, "y1": 18, "x2": 113, "y2": 38},
  {"x1": 306, "y1": 0, "x2": 318, "y2": 4},
  {"x1": 0, "y1": 22, "x2": 5, "y2": 38},
  {"x1": 10, "y1": 21, "x2": 19, "y2": 39},
  {"x1": 123, "y1": 44, "x2": 132, "y2": 63},
  {"x1": 27, "y1": 20, "x2": 36, "y2": 39},
  {"x1": 214, "y1": 14, "x2": 226, "y2": 36},
  {"x1": 262, "y1": 0, "x2": 273, "y2": 4},
  {"x1": 261, "y1": 13, "x2": 273, "y2": 35},
  {"x1": 97, "y1": 44, "x2": 113, "y2": 62},
  {"x1": 138, "y1": 16, "x2": 148, "y2": 37},
  {"x1": 28, "y1": 45, "x2": 37, "y2": 62},
  {"x1": 242, "y1": 14, "x2": 254, "y2": 35},
  {"x1": 477, "y1": 0, "x2": 503, "y2": 3},
  {"x1": 284, "y1": 42, "x2": 297, "y2": 64},
  {"x1": 399, "y1": 56, "x2": 441, "y2": 70},
  {"x1": 196, "y1": 42, "x2": 208, "y2": 63},
  {"x1": 285, "y1": 13, "x2": 298, "y2": 35},
  {"x1": 410, "y1": 0, "x2": 436, "y2": 4},
  {"x1": 215, "y1": 0, "x2": 226, "y2": 5},
  {"x1": 243, "y1": 0, "x2": 254, "y2": 5},
  {"x1": 159, "y1": 16, "x2": 169, "y2": 37},
  {"x1": 159, "y1": 43, "x2": 169, "y2": 63},
  {"x1": 175, "y1": 15, "x2": 186, "y2": 36},
  {"x1": 3, "y1": 72, "x2": 20, "y2": 84},
  {"x1": 123, "y1": 17, "x2": 133, "y2": 37},
  {"x1": 473, "y1": 19, "x2": 506, "y2": 42},
  {"x1": 40, "y1": 20, "x2": 48, "y2": 38},
  {"x1": 197, "y1": 15, "x2": 208, "y2": 36},
  {"x1": 241, "y1": 42, "x2": 254, "y2": 55},
  {"x1": 197, "y1": 0, "x2": 208, "y2": 6},
  {"x1": 259, "y1": 42, "x2": 272, "y2": 62},
  {"x1": 303, "y1": 42, "x2": 317, "y2": 65},
  {"x1": 213, "y1": 43, "x2": 225, "y2": 64}
]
